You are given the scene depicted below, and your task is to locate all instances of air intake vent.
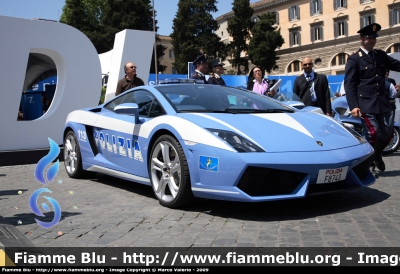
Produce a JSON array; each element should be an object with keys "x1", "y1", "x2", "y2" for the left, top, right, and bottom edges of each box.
[{"x1": 237, "y1": 166, "x2": 305, "y2": 196}]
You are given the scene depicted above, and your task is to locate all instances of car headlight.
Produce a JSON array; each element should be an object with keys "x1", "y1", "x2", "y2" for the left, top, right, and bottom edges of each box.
[
  {"x1": 206, "y1": 128, "x2": 265, "y2": 152},
  {"x1": 342, "y1": 124, "x2": 367, "y2": 144}
]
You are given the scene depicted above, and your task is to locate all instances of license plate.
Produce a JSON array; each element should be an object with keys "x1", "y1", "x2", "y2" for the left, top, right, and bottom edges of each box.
[{"x1": 316, "y1": 166, "x2": 348, "y2": 184}]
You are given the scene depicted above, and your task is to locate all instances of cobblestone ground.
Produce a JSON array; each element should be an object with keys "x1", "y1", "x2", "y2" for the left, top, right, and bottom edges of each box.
[{"x1": 1, "y1": 153, "x2": 400, "y2": 248}]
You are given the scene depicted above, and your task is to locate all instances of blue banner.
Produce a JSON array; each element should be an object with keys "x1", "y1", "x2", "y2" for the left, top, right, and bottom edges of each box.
[
  {"x1": 27, "y1": 76, "x2": 57, "y2": 92},
  {"x1": 21, "y1": 92, "x2": 43, "y2": 120}
]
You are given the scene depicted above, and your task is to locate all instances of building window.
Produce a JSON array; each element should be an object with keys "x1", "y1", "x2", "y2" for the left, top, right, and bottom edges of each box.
[
  {"x1": 288, "y1": 61, "x2": 301, "y2": 73},
  {"x1": 172, "y1": 67, "x2": 177, "y2": 74},
  {"x1": 294, "y1": 61, "x2": 300, "y2": 71},
  {"x1": 314, "y1": 58, "x2": 322, "y2": 66},
  {"x1": 338, "y1": 53, "x2": 347, "y2": 65},
  {"x1": 289, "y1": 28, "x2": 301, "y2": 46},
  {"x1": 331, "y1": 53, "x2": 349, "y2": 66},
  {"x1": 360, "y1": 11, "x2": 375, "y2": 28},
  {"x1": 334, "y1": 0, "x2": 347, "y2": 10},
  {"x1": 288, "y1": 5, "x2": 300, "y2": 21},
  {"x1": 311, "y1": 23, "x2": 323, "y2": 42},
  {"x1": 389, "y1": 4, "x2": 400, "y2": 26},
  {"x1": 169, "y1": 49, "x2": 175, "y2": 59},
  {"x1": 274, "y1": 11, "x2": 279, "y2": 24},
  {"x1": 386, "y1": 43, "x2": 400, "y2": 53},
  {"x1": 334, "y1": 17, "x2": 348, "y2": 38},
  {"x1": 360, "y1": 0, "x2": 374, "y2": 3},
  {"x1": 310, "y1": 0, "x2": 322, "y2": 16}
]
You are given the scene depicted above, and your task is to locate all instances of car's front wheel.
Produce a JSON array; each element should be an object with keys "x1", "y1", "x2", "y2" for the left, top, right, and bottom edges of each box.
[
  {"x1": 149, "y1": 134, "x2": 193, "y2": 208},
  {"x1": 64, "y1": 131, "x2": 86, "y2": 178}
]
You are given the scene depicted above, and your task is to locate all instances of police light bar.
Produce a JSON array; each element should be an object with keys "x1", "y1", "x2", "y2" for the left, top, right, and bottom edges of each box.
[{"x1": 159, "y1": 79, "x2": 205, "y2": 84}]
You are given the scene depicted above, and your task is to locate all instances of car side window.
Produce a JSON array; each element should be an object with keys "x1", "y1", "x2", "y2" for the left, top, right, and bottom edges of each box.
[
  {"x1": 104, "y1": 90, "x2": 166, "y2": 118},
  {"x1": 149, "y1": 100, "x2": 166, "y2": 118},
  {"x1": 104, "y1": 94, "x2": 126, "y2": 111},
  {"x1": 133, "y1": 90, "x2": 155, "y2": 117}
]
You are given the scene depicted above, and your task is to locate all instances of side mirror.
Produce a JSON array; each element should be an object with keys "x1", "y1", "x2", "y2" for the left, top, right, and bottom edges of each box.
[{"x1": 114, "y1": 103, "x2": 142, "y2": 124}]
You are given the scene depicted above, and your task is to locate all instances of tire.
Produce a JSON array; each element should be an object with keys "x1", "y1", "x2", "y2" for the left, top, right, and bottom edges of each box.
[
  {"x1": 383, "y1": 127, "x2": 400, "y2": 155},
  {"x1": 149, "y1": 134, "x2": 194, "y2": 208},
  {"x1": 64, "y1": 131, "x2": 86, "y2": 178}
]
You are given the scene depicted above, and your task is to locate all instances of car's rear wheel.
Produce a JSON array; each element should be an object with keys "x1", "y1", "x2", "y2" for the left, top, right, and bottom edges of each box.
[
  {"x1": 149, "y1": 134, "x2": 193, "y2": 208},
  {"x1": 64, "y1": 131, "x2": 85, "y2": 178},
  {"x1": 383, "y1": 127, "x2": 400, "y2": 155}
]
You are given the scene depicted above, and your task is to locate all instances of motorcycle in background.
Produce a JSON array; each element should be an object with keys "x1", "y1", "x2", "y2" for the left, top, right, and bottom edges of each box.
[{"x1": 332, "y1": 95, "x2": 400, "y2": 154}]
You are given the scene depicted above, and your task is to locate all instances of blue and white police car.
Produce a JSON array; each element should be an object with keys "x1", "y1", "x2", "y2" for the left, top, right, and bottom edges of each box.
[{"x1": 63, "y1": 79, "x2": 375, "y2": 208}]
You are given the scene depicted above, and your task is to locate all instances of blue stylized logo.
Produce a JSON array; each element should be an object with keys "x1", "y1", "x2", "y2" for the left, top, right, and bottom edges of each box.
[
  {"x1": 29, "y1": 138, "x2": 62, "y2": 228},
  {"x1": 199, "y1": 156, "x2": 219, "y2": 172}
]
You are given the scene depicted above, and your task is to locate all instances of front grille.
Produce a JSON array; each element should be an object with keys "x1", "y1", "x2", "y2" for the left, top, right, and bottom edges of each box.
[
  {"x1": 237, "y1": 166, "x2": 305, "y2": 196},
  {"x1": 352, "y1": 154, "x2": 373, "y2": 180}
]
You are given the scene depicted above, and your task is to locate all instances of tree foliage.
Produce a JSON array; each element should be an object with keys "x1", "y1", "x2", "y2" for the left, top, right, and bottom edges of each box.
[
  {"x1": 60, "y1": 0, "x2": 166, "y2": 73},
  {"x1": 248, "y1": 13, "x2": 284, "y2": 73},
  {"x1": 226, "y1": 0, "x2": 254, "y2": 75},
  {"x1": 171, "y1": 0, "x2": 226, "y2": 74},
  {"x1": 150, "y1": 43, "x2": 168, "y2": 73},
  {"x1": 101, "y1": 0, "x2": 156, "y2": 52},
  {"x1": 60, "y1": 0, "x2": 105, "y2": 30},
  {"x1": 60, "y1": 0, "x2": 108, "y2": 53}
]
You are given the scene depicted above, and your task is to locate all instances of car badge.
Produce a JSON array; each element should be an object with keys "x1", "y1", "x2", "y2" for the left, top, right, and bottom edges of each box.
[{"x1": 316, "y1": 141, "x2": 323, "y2": 146}]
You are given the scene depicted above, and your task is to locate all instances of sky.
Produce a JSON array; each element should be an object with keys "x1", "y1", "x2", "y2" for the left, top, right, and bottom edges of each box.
[{"x1": 0, "y1": 0, "x2": 260, "y2": 36}]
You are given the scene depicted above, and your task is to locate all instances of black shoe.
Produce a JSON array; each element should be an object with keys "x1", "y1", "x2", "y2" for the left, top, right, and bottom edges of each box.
[
  {"x1": 374, "y1": 139, "x2": 388, "y2": 171},
  {"x1": 374, "y1": 159, "x2": 385, "y2": 171}
]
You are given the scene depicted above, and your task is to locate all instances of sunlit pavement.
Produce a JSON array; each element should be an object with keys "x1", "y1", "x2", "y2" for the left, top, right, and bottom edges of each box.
[{"x1": 1, "y1": 153, "x2": 400, "y2": 248}]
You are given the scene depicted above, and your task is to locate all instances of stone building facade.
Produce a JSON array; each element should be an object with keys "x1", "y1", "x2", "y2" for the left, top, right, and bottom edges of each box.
[{"x1": 215, "y1": 0, "x2": 400, "y2": 76}]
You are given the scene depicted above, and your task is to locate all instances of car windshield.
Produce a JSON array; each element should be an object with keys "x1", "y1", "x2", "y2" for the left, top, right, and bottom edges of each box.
[{"x1": 155, "y1": 84, "x2": 295, "y2": 113}]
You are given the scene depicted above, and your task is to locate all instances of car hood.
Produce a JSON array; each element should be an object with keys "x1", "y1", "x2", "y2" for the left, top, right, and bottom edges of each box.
[{"x1": 177, "y1": 112, "x2": 363, "y2": 152}]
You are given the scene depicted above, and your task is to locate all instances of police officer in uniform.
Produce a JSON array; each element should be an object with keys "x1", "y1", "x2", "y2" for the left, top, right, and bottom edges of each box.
[
  {"x1": 344, "y1": 23, "x2": 400, "y2": 173},
  {"x1": 191, "y1": 54, "x2": 209, "y2": 83},
  {"x1": 208, "y1": 60, "x2": 226, "y2": 86}
]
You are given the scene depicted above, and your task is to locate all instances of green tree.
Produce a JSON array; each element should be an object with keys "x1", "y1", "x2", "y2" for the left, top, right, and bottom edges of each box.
[
  {"x1": 101, "y1": 0, "x2": 166, "y2": 71},
  {"x1": 248, "y1": 13, "x2": 284, "y2": 73},
  {"x1": 150, "y1": 42, "x2": 167, "y2": 73},
  {"x1": 60, "y1": 0, "x2": 108, "y2": 53},
  {"x1": 101, "y1": 0, "x2": 156, "y2": 52},
  {"x1": 60, "y1": 0, "x2": 166, "y2": 72},
  {"x1": 171, "y1": 0, "x2": 226, "y2": 74},
  {"x1": 226, "y1": 0, "x2": 254, "y2": 75}
]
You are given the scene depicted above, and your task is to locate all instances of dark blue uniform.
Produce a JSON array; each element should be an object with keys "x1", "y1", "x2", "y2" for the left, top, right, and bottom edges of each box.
[
  {"x1": 344, "y1": 23, "x2": 400, "y2": 172},
  {"x1": 345, "y1": 48, "x2": 400, "y2": 172},
  {"x1": 345, "y1": 49, "x2": 400, "y2": 114},
  {"x1": 190, "y1": 71, "x2": 207, "y2": 83},
  {"x1": 207, "y1": 73, "x2": 226, "y2": 86}
]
